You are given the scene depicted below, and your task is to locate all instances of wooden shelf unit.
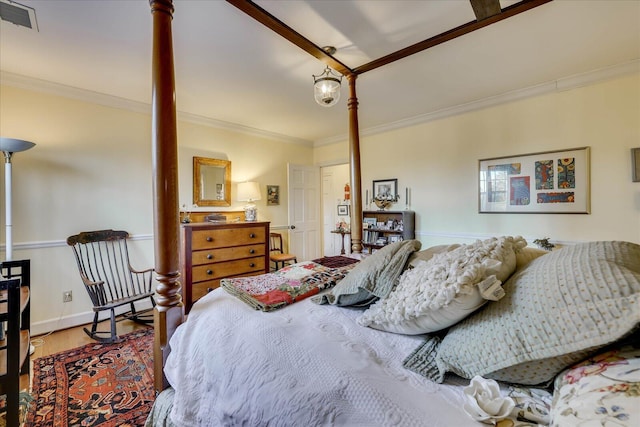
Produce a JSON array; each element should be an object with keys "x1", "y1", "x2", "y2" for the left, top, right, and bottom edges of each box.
[
  {"x1": 0, "y1": 259, "x2": 31, "y2": 427},
  {"x1": 362, "y1": 210, "x2": 415, "y2": 253}
]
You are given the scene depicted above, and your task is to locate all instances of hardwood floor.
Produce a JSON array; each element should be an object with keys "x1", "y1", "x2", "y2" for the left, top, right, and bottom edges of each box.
[{"x1": 20, "y1": 319, "x2": 150, "y2": 391}]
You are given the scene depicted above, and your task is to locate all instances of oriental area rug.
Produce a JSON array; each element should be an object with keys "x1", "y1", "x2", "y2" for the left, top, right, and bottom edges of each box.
[{"x1": 24, "y1": 327, "x2": 155, "y2": 427}]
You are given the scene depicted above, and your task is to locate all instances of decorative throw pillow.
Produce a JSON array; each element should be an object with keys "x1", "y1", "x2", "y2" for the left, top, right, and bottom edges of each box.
[
  {"x1": 515, "y1": 246, "x2": 548, "y2": 270},
  {"x1": 550, "y1": 344, "x2": 640, "y2": 427},
  {"x1": 357, "y1": 236, "x2": 525, "y2": 334},
  {"x1": 406, "y1": 244, "x2": 460, "y2": 268},
  {"x1": 404, "y1": 241, "x2": 640, "y2": 385},
  {"x1": 311, "y1": 239, "x2": 421, "y2": 306}
]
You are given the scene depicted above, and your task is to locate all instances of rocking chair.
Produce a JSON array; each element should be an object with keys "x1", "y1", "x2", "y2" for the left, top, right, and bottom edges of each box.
[{"x1": 67, "y1": 230, "x2": 155, "y2": 343}]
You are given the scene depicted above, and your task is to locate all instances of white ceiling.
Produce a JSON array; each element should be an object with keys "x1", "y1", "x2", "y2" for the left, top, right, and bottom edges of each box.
[{"x1": 0, "y1": 0, "x2": 639, "y2": 145}]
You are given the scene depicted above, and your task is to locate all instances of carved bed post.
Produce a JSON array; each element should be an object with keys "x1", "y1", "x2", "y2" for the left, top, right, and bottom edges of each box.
[
  {"x1": 347, "y1": 74, "x2": 363, "y2": 254},
  {"x1": 149, "y1": 0, "x2": 184, "y2": 392}
]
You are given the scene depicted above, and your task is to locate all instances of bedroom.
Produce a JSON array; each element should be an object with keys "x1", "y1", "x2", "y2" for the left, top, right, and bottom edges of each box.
[
  {"x1": 0, "y1": 0, "x2": 637, "y2": 337},
  {"x1": 1, "y1": 0, "x2": 639, "y2": 424}
]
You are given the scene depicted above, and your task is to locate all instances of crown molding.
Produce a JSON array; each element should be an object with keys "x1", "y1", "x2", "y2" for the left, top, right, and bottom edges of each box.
[
  {"x1": 313, "y1": 59, "x2": 640, "y2": 147},
  {"x1": 2, "y1": 59, "x2": 637, "y2": 150},
  {"x1": 0, "y1": 71, "x2": 312, "y2": 146}
]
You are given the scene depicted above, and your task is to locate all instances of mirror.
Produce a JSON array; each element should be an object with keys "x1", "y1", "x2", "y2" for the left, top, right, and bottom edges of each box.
[{"x1": 193, "y1": 157, "x2": 231, "y2": 207}]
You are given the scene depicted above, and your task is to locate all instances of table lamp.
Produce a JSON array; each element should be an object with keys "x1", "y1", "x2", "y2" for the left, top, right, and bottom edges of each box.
[{"x1": 237, "y1": 181, "x2": 261, "y2": 221}]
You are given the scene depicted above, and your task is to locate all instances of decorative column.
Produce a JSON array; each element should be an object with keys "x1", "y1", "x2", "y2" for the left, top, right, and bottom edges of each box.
[
  {"x1": 347, "y1": 74, "x2": 363, "y2": 254},
  {"x1": 149, "y1": 0, "x2": 183, "y2": 392}
]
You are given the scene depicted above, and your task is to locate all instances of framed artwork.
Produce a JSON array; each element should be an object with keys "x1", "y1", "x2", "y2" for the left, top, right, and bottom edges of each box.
[
  {"x1": 337, "y1": 204, "x2": 349, "y2": 216},
  {"x1": 372, "y1": 179, "x2": 398, "y2": 200},
  {"x1": 266, "y1": 185, "x2": 280, "y2": 205},
  {"x1": 632, "y1": 148, "x2": 640, "y2": 182},
  {"x1": 363, "y1": 217, "x2": 377, "y2": 228},
  {"x1": 478, "y1": 147, "x2": 590, "y2": 214}
]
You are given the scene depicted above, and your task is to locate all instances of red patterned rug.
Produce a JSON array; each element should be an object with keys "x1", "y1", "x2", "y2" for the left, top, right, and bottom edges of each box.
[{"x1": 25, "y1": 328, "x2": 155, "y2": 427}]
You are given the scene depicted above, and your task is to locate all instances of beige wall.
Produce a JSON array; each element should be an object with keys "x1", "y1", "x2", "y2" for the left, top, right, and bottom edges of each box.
[
  {"x1": 0, "y1": 85, "x2": 313, "y2": 334},
  {"x1": 316, "y1": 73, "x2": 640, "y2": 247},
  {"x1": 1, "y1": 72, "x2": 638, "y2": 334}
]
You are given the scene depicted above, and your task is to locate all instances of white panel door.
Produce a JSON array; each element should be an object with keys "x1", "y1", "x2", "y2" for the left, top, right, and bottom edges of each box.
[
  {"x1": 322, "y1": 169, "x2": 336, "y2": 257},
  {"x1": 288, "y1": 163, "x2": 321, "y2": 261}
]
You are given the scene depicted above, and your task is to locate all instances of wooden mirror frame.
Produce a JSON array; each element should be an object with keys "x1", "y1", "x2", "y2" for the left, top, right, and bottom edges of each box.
[{"x1": 193, "y1": 157, "x2": 232, "y2": 207}]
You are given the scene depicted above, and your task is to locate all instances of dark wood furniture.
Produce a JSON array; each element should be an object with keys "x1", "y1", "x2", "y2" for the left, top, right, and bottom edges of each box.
[
  {"x1": 67, "y1": 230, "x2": 156, "y2": 343},
  {"x1": 362, "y1": 210, "x2": 415, "y2": 253},
  {"x1": 331, "y1": 230, "x2": 351, "y2": 255},
  {"x1": 0, "y1": 259, "x2": 30, "y2": 427},
  {"x1": 180, "y1": 221, "x2": 270, "y2": 313}
]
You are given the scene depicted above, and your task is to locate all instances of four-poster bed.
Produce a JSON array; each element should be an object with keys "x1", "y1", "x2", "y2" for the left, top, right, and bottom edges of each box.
[
  {"x1": 149, "y1": 0, "x2": 555, "y2": 387},
  {"x1": 147, "y1": 1, "x2": 640, "y2": 425}
]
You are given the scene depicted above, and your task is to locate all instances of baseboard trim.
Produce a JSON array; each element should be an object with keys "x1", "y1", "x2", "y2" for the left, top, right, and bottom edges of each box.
[{"x1": 31, "y1": 299, "x2": 155, "y2": 336}]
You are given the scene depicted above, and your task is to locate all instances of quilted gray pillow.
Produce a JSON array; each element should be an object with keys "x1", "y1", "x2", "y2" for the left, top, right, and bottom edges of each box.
[{"x1": 404, "y1": 241, "x2": 640, "y2": 385}]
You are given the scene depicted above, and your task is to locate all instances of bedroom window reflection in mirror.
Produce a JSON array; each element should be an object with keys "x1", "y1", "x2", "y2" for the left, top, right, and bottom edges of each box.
[{"x1": 193, "y1": 157, "x2": 231, "y2": 207}]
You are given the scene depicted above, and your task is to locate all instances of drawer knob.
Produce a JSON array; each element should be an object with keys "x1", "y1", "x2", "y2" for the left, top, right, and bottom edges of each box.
[
  {"x1": 206, "y1": 269, "x2": 213, "y2": 275},
  {"x1": 207, "y1": 254, "x2": 213, "y2": 260},
  {"x1": 249, "y1": 233, "x2": 256, "y2": 238},
  {"x1": 206, "y1": 236, "x2": 213, "y2": 242},
  {"x1": 249, "y1": 263, "x2": 255, "y2": 268},
  {"x1": 249, "y1": 249, "x2": 255, "y2": 254}
]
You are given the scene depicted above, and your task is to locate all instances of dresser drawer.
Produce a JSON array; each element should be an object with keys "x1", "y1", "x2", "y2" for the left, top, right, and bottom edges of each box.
[
  {"x1": 191, "y1": 226, "x2": 266, "y2": 250},
  {"x1": 191, "y1": 244, "x2": 266, "y2": 265},
  {"x1": 192, "y1": 257, "x2": 266, "y2": 282},
  {"x1": 191, "y1": 279, "x2": 221, "y2": 302}
]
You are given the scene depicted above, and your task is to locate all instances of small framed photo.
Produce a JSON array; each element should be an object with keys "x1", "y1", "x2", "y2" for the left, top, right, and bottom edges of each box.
[
  {"x1": 337, "y1": 204, "x2": 349, "y2": 216},
  {"x1": 363, "y1": 217, "x2": 377, "y2": 228},
  {"x1": 266, "y1": 185, "x2": 280, "y2": 205},
  {"x1": 373, "y1": 179, "x2": 398, "y2": 200},
  {"x1": 632, "y1": 147, "x2": 640, "y2": 182}
]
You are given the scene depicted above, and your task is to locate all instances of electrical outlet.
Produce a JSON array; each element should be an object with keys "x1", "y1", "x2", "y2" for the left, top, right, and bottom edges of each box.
[{"x1": 63, "y1": 290, "x2": 72, "y2": 303}]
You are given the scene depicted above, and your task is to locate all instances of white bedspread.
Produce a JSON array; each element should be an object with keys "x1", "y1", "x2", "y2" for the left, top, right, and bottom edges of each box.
[{"x1": 164, "y1": 288, "x2": 480, "y2": 427}]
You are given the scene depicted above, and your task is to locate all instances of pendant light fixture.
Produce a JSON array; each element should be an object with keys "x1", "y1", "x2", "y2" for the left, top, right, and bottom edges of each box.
[{"x1": 313, "y1": 46, "x2": 342, "y2": 107}]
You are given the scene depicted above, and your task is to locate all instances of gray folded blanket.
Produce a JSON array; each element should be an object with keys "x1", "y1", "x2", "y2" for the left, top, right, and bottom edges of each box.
[{"x1": 311, "y1": 239, "x2": 422, "y2": 306}]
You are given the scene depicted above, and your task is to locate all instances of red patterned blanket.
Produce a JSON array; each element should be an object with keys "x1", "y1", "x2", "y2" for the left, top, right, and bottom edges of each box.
[{"x1": 221, "y1": 257, "x2": 359, "y2": 312}]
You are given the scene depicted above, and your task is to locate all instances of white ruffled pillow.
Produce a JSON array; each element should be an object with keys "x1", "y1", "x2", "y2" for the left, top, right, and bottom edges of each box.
[{"x1": 357, "y1": 236, "x2": 526, "y2": 334}]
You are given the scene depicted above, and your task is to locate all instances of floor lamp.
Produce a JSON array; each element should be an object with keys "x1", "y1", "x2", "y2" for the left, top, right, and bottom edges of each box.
[{"x1": 1, "y1": 137, "x2": 35, "y2": 345}]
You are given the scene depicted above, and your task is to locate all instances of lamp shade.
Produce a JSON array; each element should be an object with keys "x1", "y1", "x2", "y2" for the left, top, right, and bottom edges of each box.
[
  {"x1": 0, "y1": 137, "x2": 35, "y2": 153},
  {"x1": 237, "y1": 181, "x2": 261, "y2": 202}
]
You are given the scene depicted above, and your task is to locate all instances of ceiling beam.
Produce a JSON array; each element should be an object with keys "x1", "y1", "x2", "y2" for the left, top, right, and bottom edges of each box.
[
  {"x1": 353, "y1": 0, "x2": 552, "y2": 75},
  {"x1": 227, "y1": 0, "x2": 553, "y2": 77},
  {"x1": 470, "y1": 0, "x2": 502, "y2": 21},
  {"x1": 226, "y1": 0, "x2": 354, "y2": 77}
]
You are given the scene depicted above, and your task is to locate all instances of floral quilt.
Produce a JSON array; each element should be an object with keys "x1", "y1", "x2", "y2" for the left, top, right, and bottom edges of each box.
[{"x1": 221, "y1": 260, "x2": 358, "y2": 312}]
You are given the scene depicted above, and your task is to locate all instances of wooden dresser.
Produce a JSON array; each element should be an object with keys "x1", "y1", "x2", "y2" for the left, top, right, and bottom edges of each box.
[{"x1": 180, "y1": 221, "x2": 270, "y2": 313}]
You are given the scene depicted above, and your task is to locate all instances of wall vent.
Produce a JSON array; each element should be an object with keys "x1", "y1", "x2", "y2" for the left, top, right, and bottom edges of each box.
[{"x1": 0, "y1": 0, "x2": 38, "y2": 31}]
